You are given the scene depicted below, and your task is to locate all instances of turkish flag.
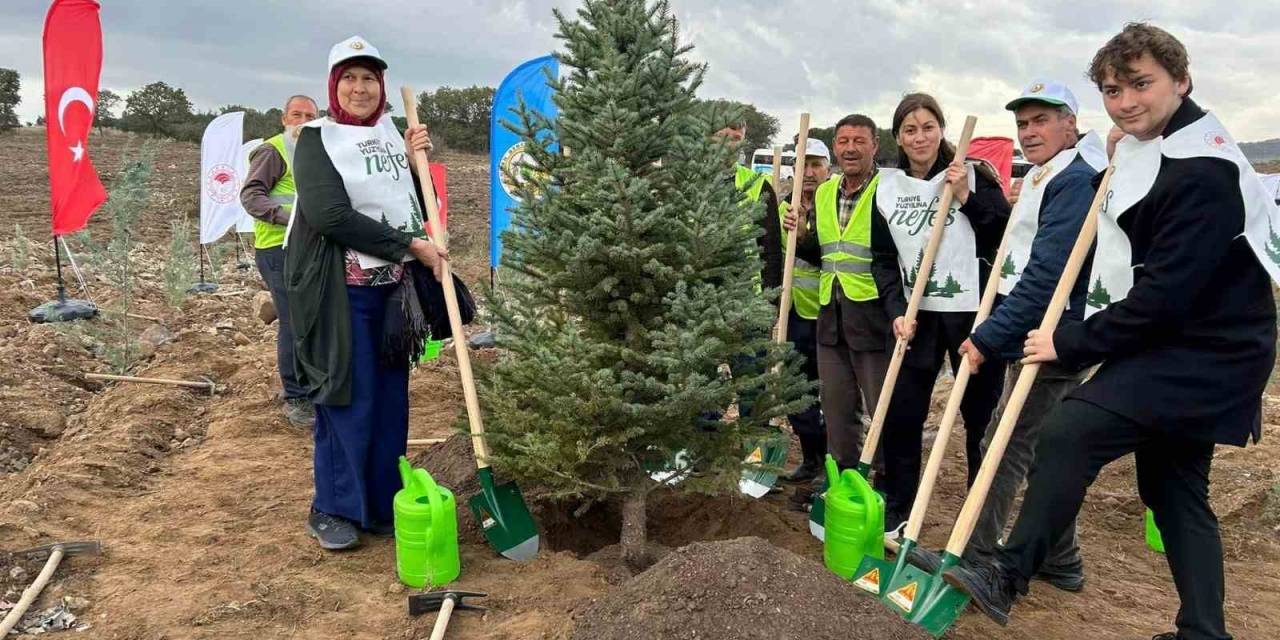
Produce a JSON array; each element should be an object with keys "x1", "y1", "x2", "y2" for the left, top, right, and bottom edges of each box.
[{"x1": 43, "y1": 0, "x2": 106, "y2": 236}]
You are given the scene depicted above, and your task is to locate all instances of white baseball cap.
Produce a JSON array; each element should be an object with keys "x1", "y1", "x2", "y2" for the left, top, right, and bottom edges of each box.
[
  {"x1": 803, "y1": 138, "x2": 831, "y2": 161},
  {"x1": 328, "y1": 35, "x2": 387, "y2": 71},
  {"x1": 1005, "y1": 79, "x2": 1078, "y2": 115}
]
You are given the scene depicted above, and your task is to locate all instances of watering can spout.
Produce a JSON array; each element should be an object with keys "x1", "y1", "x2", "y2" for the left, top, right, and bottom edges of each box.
[
  {"x1": 399, "y1": 456, "x2": 415, "y2": 491},
  {"x1": 824, "y1": 454, "x2": 839, "y2": 488}
]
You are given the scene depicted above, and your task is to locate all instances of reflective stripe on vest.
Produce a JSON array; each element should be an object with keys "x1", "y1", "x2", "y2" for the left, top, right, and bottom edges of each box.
[
  {"x1": 816, "y1": 174, "x2": 880, "y2": 304},
  {"x1": 778, "y1": 200, "x2": 822, "y2": 320},
  {"x1": 253, "y1": 134, "x2": 294, "y2": 250}
]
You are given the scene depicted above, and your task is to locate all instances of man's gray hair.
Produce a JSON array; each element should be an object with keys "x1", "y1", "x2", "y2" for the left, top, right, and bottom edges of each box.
[{"x1": 284, "y1": 95, "x2": 318, "y2": 111}]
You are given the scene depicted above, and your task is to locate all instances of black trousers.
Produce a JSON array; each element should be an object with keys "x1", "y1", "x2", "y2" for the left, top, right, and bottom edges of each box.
[
  {"x1": 880, "y1": 345, "x2": 1005, "y2": 522},
  {"x1": 787, "y1": 311, "x2": 825, "y2": 464},
  {"x1": 1000, "y1": 398, "x2": 1229, "y2": 640},
  {"x1": 255, "y1": 246, "x2": 305, "y2": 399}
]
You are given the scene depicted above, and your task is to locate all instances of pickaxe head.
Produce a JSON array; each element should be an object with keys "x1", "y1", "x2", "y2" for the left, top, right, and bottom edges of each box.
[
  {"x1": 407, "y1": 590, "x2": 487, "y2": 617},
  {"x1": 10, "y1": 541, "x2": 102, "y2": 561}
]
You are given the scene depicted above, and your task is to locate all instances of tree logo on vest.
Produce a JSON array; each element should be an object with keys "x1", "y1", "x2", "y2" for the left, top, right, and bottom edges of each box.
[
  {"x1": 499, "y1": 141, "x2": 547, "y2": 201},
  {"x1": 204, "y1": 163, "x2": 239, "y2": 204}
]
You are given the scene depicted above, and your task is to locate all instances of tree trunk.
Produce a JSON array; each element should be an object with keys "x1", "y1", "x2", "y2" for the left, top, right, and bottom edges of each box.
[{"x1": 619, "y1": 491, "x2": 651, "y2": 571}]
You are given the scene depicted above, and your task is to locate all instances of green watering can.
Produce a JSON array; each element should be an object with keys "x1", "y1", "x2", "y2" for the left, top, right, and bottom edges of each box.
[
  {"x1": 419, "y1": 336, "x2": 445, "y2": 363},
  {"x1": 823, "y1": 455, "x2": 885, "y2": 579},
  {"x1": 1145, "y1": 508, "x2": 1165, "y2": 553},
  {"x1": 394, "y1": 457, "x2": 460, "y2": 588}
]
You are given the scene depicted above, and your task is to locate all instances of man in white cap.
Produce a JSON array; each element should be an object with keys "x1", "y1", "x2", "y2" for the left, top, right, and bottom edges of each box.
[
  {"x1": 905, "y1": 79, "x2": 1107, "y2": 590},
  {"x1": 778, "y1": 138, "x2": 833, "y2": 484}
]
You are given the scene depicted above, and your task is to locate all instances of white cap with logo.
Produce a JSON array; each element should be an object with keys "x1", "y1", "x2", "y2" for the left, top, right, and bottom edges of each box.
[
  {"x1": 1005, "y1": 79, "x2": 1078, "y2": 115},
  {"x1": 328, "y1": 35, "x2": 388, "y2": 71},
  {"x1": 803, "y1": 138, "x2": 831, "y2": 161}
]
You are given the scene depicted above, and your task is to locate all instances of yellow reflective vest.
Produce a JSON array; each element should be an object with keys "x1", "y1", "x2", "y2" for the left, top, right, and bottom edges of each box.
[
  {"x1": 815, "y1": 174, "x2": 880, "y2": 303},
  {"x1": 778, "y1": 199, "x2": 821, "y2": 319},
  {"x1": 253, "y1": 134, "x2": 294, "y2": 250}
]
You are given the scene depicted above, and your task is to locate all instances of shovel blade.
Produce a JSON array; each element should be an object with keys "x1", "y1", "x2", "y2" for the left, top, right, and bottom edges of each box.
[
  {"x1": 906, "y1": 582, "x2": 970, "y2": 638},
  {"x1": 849, "y1": 555, "x2": 895, "y2": 597},
  {"x1": 649, "y1": 449, "x2": 690, "y2": 486},
  {"x1": 737, "y1": 432, "x2": 788, "y2": 499},
  {"x1": 882, "y1": 561, "x2": 939, "y2": 620},
  {"x1": 468, "y1": 468, "x2": 539, "y2": 561},
  {"x1": 808, "y1": 493, "x2": 825, "y2": 541}
]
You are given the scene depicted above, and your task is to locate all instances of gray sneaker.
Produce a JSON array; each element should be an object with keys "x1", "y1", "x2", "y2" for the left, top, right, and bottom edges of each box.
[
  {"x1": 284, "y1": 398, "x2": 315, "y2": 427},
  {"x1": 308, "y1": 510, "x2": 360, "y2": 550}
]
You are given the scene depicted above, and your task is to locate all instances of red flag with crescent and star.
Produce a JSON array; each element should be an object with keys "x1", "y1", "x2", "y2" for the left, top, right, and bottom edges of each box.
[{"x1": 43, "y1": 0, "x2": 106, "y2": 236}]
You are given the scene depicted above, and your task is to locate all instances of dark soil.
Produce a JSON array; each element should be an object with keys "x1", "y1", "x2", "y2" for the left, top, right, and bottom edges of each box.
[{"x1": 571, "y1": 536, "x2": 932, "y2": 640}]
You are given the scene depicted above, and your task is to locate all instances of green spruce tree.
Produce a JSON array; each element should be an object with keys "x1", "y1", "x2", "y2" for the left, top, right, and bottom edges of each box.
[
  {"x1": 1086, "y1": 275, "x2": 1111, "y2": 309},
  {"x1": 1001, "y1": 253, "x2": 1016, "y2": 278},
  {"x1": 477, "y1": 0, "x2": 808, "y2": 568},
  {"x1": 1266, "y1": 219, "x2": 1280, "y2": 267}
]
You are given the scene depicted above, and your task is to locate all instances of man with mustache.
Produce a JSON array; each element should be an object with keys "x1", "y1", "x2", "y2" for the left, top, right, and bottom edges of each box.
[{"x1": 786, "y1": 115, "x2": 892, "y2": 478}]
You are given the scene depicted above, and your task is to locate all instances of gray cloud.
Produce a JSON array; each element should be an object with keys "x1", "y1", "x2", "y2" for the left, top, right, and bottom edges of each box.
[{"x1": 1, "y1": 1, "x2": 1277, "y2": 142}]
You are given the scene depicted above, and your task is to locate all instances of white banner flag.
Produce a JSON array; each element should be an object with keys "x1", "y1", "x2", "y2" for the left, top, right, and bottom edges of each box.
[
  {"x1": 199, "y1": 111, "x2": 249, "y2": 244},
  {"x1": 235, "y1": 138, "x2": 264, "y2": 233}
]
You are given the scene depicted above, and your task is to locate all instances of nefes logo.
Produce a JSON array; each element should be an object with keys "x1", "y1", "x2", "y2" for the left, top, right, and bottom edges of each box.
[
  {"x1": 886, "y1": 194, "x2": 957, "y2": 236},
  {"x1": 358, "y1": 138, "x2": 410, "y2": 180}
]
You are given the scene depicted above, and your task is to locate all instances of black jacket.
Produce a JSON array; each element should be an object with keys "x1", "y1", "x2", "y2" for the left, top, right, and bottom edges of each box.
[
  {"x1": 285, "y1": 125, "x2": 422, "y2": 406},
  {"x1": 1055, "y1": 99, "x2": 1276, "y2": 445},
  {"x1": 871, "y1": 157, "x2": 1012, "y2": 367}
]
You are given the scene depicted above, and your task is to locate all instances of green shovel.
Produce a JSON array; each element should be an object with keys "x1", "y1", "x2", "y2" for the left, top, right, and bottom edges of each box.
[
  {"x1": 403, "y1": 87, "x2": 539, "y2": 561},
  {"x1": 901, "y1": 166, "x2": 1116, "y2": 637},
  {"x1": 817, "y1": 117, "x2": 980, "y2": 544},
  {"x1": 742, "y1": 121, "x2": 810, "y2": 500},
  {"x1": 860, "y1": 143, "x2": 1009, "y2": 600}
]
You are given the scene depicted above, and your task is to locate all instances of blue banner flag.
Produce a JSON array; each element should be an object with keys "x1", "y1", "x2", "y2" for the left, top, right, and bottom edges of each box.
[{"x1": 490, "y1": 54, "x2": 558, "y2": 271}]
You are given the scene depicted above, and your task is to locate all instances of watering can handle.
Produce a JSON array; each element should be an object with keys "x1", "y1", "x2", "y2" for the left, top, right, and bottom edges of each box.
[
  {"x1": 843, "y1": 468, "x2": 880, "y2": 540},
  {"x1": 419, "y1": 469, "x2": 446, "y2": 554}
]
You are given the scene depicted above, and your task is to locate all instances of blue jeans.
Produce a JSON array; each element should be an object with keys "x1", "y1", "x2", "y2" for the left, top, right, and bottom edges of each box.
[{"x1": 312, "y1": 285, "x2": 409, "y2": 528}]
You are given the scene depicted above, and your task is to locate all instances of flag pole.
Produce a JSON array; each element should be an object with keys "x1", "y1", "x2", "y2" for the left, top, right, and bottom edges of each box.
[{"x1": 53, "y1": 235, "x2": 67, "y2": 303}]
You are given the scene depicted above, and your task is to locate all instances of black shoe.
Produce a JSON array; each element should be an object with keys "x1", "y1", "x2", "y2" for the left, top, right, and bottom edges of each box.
[
  {"x1": 308, "y1": 510, "x2": 360, "y2": 550},
  {"x1": 365, "y1": 521, "x2": 396, "y2": 538},
  {"x1": 782, "y1": 461, "x2": 819, "y2": 484},
  {"x1": 942, "y1": 561, "x2": 1018, "y2": 627},
  {"x1": 1034, "y1": 563, "x2": 1086, "y2": 592},
  {"x1": 1150, "y1": 633, "x2": 1179, "y2": 640},
  {"x1": 906, "y1": 546, "x2": 943, "y2": 574},
  {"x1": 884, "y1": 513, "x2": 908, "y2": 542}
]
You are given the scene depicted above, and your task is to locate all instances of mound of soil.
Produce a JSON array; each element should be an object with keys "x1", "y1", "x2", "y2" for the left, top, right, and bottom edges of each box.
[{"x1": 571, "y1": 536, "x2": 931, "y2": 640}]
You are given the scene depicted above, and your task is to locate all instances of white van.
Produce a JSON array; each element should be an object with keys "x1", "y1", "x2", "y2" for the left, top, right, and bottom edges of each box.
[{"x1": 750, "y1": 148, "x2": 796, "y2": 182}]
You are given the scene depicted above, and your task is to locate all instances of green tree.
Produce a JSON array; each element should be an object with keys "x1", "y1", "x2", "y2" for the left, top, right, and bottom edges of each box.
[
  {"x1": 479, "y1": 0, "x2": 808, "y2": 568},
  {"x1": 0, "y1": 68, "x2": 20, "y2": 133},
  {"x1": 121, "y1": 81, "x2": 194, "y2": 136},
  {"x1": 1086, "y1": 275, "x2": 1111, "y2": 309},
  {"x1": 94, "y1": 88, "x2": 121, "y2": 131},
  {"x1": 1001, "y1": 253, "x2": 1017, "y2": 277},
  {"x1": 416, "y1": 85, "x2": 495, "y2": 153},
  {"x1": 1266, "y1": 220, "x2": 1280, "y2": 266}
]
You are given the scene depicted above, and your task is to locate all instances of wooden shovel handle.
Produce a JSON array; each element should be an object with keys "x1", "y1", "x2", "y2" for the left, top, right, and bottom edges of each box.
[
  {"x1": 859, "y1": 116, "x2": 979, "y2": 467},
  {"x1": 401, "y1": 86, "x2": 490, "y2": 467},
  {"x1": 775, "y1": 113, "x2": 810, "y2": 345},
  {"x1": 944, "y1": 165, "x2": 1116, "y2": 556},
  {"x1": 902, "y1": 191, "x2": 1014, "y2": 542},
  {"x1": 0, "y1": 546, "x2": 64, "y2": 636}
]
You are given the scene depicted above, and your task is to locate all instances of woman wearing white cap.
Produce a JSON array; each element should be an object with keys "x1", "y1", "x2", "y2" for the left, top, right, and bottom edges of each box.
[{"x1": 285, "y1": 36, "x2": 450, "y2": 550}]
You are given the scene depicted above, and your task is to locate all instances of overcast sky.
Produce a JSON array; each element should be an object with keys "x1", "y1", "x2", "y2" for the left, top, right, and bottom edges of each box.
[{"x1": 3, "y1": 0, "x2": 1279, "y2": 144}]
